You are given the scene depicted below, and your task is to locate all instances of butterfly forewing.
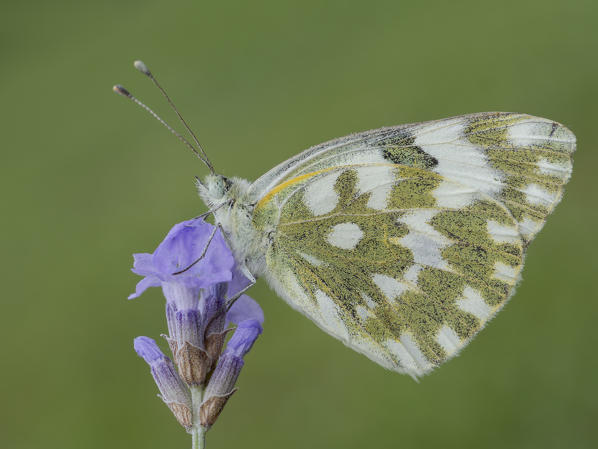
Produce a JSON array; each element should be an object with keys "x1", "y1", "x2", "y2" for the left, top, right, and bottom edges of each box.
[{"x1": 249, "y1": 112, "x2": 575, "y2": 377}]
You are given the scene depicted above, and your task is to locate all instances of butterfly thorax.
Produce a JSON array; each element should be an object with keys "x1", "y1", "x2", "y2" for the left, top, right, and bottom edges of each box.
[{"x1": 198, "y1": 174, "x2": 269, "y2": 277}]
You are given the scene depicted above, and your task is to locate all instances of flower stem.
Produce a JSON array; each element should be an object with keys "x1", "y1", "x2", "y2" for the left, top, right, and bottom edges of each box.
[
  {"x1": 191, "y1": 386, "x2": 206, "y2": 449},
  {"x1": 191, "y1": 425, "x2": 205, "y2": 449}
]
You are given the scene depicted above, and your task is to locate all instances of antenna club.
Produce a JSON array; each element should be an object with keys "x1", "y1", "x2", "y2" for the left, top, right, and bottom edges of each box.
[
  {"x1": 113, "y1": 84, "x2": 132, "y2": 97},
  {"x1": 134, "y1": 60, "x2": 151, "y2": 76}
]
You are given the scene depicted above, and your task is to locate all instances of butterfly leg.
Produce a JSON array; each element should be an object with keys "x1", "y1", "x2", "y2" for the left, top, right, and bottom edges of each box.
[
  {"x1": 213, "y1": 223, "x2": 257, "y2": 308},
  {"x1": 225, "y1": 278, "x2": 256, "y2": 311},
  {"x1": 193, "y1": 202, "x2": 226, "y2": 220},
  {"x1": 226, "y1": 261, "x2": 257, "y2": 309}
]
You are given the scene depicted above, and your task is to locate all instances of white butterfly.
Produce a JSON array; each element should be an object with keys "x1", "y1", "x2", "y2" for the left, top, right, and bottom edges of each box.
[{"x1": 116, "y1": 62, "x2": 576, "y2": 378}]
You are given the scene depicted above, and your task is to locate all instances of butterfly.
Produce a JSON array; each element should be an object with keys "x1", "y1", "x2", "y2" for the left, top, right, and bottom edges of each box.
[{"x1": 116, "y1": 62, "x2": 576, "y2": 378}]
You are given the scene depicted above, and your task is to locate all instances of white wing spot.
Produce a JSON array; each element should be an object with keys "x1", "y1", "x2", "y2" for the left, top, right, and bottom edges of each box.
[
  {"x1": 537, "y1": 158, "x2": 571, "y2": 179},
  {"x1": 492, "y1": 261, "x2": 519, "y2": 283},
  {"x1": 400, "y1": 333, "x2": 433, "y2": 372},
  {"x1": 303, "y1": 170, "x2": 342, "y2": 216},
  {"x1": 507, "y1": 119, "x2": 554, "y2": 147},
  {"x1": 435, "y1": 325, "x2": 461, "y2": 356},
  {"x1": 456, "y1": 286, "x2": 492, "y2": 321},
  {"x1": 415, "y1": 119, "x2": 503, "y2": 200},
  {"x1": 372, "y1": 273, "x2": 408, "y2": 301},
  {"x1": 518, "y1": 216, "x2": 542, "y2": 239},
  {"x1": 356, "y1": 305, "x2": 373, "y2": 321},
  {"x1": 403, "y1": 264, "x2": 422, "y2": 284},
  {"x1": 432, "y1": 181, "x2": 479, "y2": 208},
  {"x1": 360, "y1": 292, "x2": 378, "y2": 309},
  {"x1": 314, "y1": 289, "x2": 350, "y2": 341},
  {"x1": 523, "y1": 183, "x2": 560, "y2": 207},
  {"x1": 297, "y1": 251, "x2": 325, "y2": 267},
  {"x1": 351, "y1": 338, "x2": 395, "y2": 371},
  {"x1": 273, "y1": 267, "x2": 318, "y2": 317},
  {"x1": 384, "y1": 339, "x2": 420, "y2": 375},
  {"x1": 327, "y1": 222, "x2": 364, "y2": 250},
  {"x1": 398, "y1": 210, "x2": 451, "y2": 270},
  {"x1": 487, "y1": 220, "x2": 520, "y2": 244},
  {"x1": 355, "y1": 165, "x2": 396, "y2": 210}
]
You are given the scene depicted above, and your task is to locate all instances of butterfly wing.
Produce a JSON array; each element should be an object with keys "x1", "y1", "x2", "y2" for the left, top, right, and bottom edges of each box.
[{"x1": 250, "y1": 112, "x2": 575, "y2": 377}]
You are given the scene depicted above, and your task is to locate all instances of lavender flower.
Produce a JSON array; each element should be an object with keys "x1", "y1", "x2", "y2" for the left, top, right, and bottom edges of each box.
[
  {"x1": 128, "y1": 218, "x2": 234, "y2": 305},
  {"x1": 130, "y1": 217, "x2": 264, "y2": 443}
]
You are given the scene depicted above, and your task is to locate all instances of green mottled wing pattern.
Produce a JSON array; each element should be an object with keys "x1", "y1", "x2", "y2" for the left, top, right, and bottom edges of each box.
[{"x1": 251, "y1": 113, "x2": 575, "y2": 377}]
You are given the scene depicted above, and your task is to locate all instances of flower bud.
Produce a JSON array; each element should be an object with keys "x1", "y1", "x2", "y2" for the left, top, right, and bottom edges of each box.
[
  {"x1": 204, "y1": 354, "x2": 244, "y2": 398},
  {"x1": 201, "y1": 283, "x2": 229, "y2": 368},
  {"x1": 165, "y1": 308, "x2": 212, "y2": 386},
  {"x1": 199, "y1": 319, "x2": 262, "y2": 428},
  {"x1": 199, "y1": 354, "x2": 241, "y2": 428},
  {"x1": 134, "y1": 337, "x2": 192, "y2": 428},
  {"x1": 225, "y1": 319, "x2": 262, "y2": 358}
]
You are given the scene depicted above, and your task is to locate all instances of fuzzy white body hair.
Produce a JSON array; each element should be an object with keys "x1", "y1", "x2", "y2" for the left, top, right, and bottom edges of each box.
[{"x1": 197, "y1": 174, "x2": 268, "y2": 277}]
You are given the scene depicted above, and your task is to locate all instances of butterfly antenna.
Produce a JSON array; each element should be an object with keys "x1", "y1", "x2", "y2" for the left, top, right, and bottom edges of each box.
[
  {"x1": 112, "y1": 84, "x2": 211, "y2": 168},
  {"x1": 133, "y1": 60, "x2": 215, "y2": 174}
]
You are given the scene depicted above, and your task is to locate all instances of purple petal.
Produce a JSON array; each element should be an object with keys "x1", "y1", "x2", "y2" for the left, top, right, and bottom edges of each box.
[
  {"x1": 152, "y1": 220, "x2": 207, "y2": 275},
  {"x1": 151, "y1": 361, "x2": 191, "y2": 406},
  {"x1": 227, "y1": 295, "x2": 264, "y2": 325},
  {"x1": 152, "y1": 219, "x2": 235, "y2": 288},
  {"x1": 187, "y1": 230, "x2": 236, "y2": 287},
  {"x1": 174, "y1": 309, "x2": 203, "y2": 347},
  {"x1": 134, "y1": 337, "x2": 191, "y2": 405},
  {"x1": 202, "y1": 283, "x2": 227, "y2": 336},
  {"x1": 161, "y1": 282, "x2": 200, "y2": 310},
  {"x1": 129, "y1": 218, "x2": 239, "y2": 301},
  {"x1": 228, "y1": 266, "x2": 252, "y2": 297},
  {"x1": 224, "y1": 319, "x2": 262, "y2": 358},
  {"x1": 134, "y1": 336, "x2": 167, "y2": 363},
  {"x1": 166, "y1": 302, "x2": 177, "y2": 337},
  {"x1": 131, "y1": 253, "x2": 157, "y2": 277},
  {"x1": 128, "y1": 276, "x2": 161, "y2": 300}
]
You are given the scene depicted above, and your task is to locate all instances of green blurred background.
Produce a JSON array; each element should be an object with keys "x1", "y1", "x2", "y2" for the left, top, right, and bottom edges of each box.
[{"x1": 1, "y1": 0, "x2": 597, "y2": 448}]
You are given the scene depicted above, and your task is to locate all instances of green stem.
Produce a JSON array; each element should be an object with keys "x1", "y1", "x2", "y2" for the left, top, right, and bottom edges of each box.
[
  {"x1": 190, "y1": 386, "x2": 206, "y2": 449},
  {"x1": 191, "y1": 425, "x2": 205, "y2": 449}
]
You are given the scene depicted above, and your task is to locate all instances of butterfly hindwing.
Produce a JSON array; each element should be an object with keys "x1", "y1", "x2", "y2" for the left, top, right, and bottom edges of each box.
[
  {"x1": 249, "y1": 112, "x2": 575, "y2": 377},
  {"x1": 255, "y1": 164, "x2": 524, "y2": 376}
]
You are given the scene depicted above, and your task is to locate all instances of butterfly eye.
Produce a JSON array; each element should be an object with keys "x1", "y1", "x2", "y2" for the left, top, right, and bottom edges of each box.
[{"x1": 222, "y1": 177, "x2": 233, "y2": 190}]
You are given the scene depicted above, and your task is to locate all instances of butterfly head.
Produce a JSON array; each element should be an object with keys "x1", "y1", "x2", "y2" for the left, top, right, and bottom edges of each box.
[
  {"x1": 197, "y1": 173, "x2": 232, "y2": 205},
  {"x1": 197, "y1": 173, "x2": 251, "y2": 209}
]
